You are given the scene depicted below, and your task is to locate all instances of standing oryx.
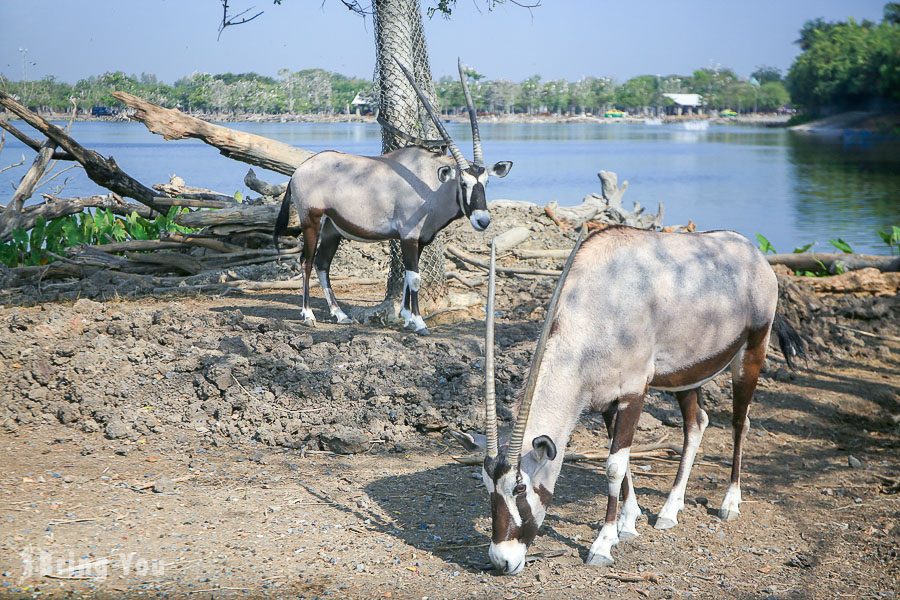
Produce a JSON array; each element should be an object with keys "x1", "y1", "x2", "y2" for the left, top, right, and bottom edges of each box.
[
  {"x1": 454, "y1": 226, "x2": 804, "y2": 575},
  {"x1": 273, "y1": 59, "x2": 512, "y2": 335}
]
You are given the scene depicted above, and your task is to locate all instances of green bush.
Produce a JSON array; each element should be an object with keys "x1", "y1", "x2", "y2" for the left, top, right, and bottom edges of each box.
[{"x1": 0, "y1": 207, "x2": 194, "y2": 268}]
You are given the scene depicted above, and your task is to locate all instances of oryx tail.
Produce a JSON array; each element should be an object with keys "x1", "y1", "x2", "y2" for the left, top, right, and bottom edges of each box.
[{"x1": 273, "y1": 184, "x2": 293, "y2": 253}]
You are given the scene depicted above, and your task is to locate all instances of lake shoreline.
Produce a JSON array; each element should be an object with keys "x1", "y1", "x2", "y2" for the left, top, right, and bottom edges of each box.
[
  {"x1": 28, "y1": 109, "x2": 791, "y2": 127},
  {"x1": 790, "y1": 110, "x2": 900, "y2": 138}
]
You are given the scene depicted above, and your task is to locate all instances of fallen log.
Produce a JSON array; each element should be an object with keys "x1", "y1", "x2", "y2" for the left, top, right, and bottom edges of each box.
[
  {"x1": 112, "y1": 92, "x2": 313, "y2": 176},
  {"x1": 244, "y1": 168, "x2": 287, "y2": 197},
  {"x1": 175, "y1": 203, "x2": 289, "y2": 230},
  {"x1": 548, "y1": 170, "x2": 663, "y2": 230},
  {"x1": 445, "y1": 245, "x2": 562, "y2": 277},
  {"x1": 159, "y1": 232, "x2": 243, "y2": 253},
  {"x1": 124, "y1": 251, "x2": 203, "y2": 275},
  {"x1": 0, "y1": 92, "x2": 166, "y2": 213},
  {"x1": 152, "y1": 197, "x2": 234, "y2": 209},
  {"x1": 88, "y1": 240, "x2": 184, "y2": 252},
  {"x1": 153, "y1": 175, "x2": 237, "y2": 203},
  {"x1": 767, "y1": 253, "x2": 900, "y2": 273}
]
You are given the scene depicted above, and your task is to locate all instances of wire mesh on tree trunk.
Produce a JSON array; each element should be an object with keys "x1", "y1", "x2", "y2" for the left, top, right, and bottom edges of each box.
[{"x1": 372, "y1": 0, "x2": 447, "y2": 311}]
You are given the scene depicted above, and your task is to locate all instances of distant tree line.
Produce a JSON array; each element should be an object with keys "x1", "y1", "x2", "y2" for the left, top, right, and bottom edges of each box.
[
  {"x1": 787, "y1": 3, "x2": 900, "y2": 112},
  {"x1": 1, "y1": 65, "x2": 790, "y2": 117},
  {"x1": 0, "y1": 69, "x2": 371, "y2": 116}
]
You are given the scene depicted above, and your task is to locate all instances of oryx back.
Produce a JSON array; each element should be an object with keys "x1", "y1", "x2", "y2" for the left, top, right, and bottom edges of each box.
[{"x1": 552, "y1": 227, "x2": 778, "y2": 399}]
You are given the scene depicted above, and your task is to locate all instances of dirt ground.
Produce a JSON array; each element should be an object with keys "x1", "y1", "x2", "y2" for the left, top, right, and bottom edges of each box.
[{"x1": 0, "y1": 235, "x2": 898, "y2": 598}]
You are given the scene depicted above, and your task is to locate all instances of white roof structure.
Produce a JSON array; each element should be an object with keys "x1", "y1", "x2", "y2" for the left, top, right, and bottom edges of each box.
[
  {"x1": 351, "y1": 92, "x2": 374, "y2": 106},
  {"x1": 663, "y1": 93, "x2": 703, "y2": 107}
]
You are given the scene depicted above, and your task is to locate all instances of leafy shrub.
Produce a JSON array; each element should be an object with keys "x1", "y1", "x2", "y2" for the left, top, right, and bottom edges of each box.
[{"x1": 0, "y1": 207, "x2": 194, "y2": 268}]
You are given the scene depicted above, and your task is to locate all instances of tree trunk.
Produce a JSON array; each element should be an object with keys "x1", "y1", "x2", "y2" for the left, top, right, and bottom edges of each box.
[{"x1": 359, "y1": 0, "x2": 447, "y2": 325}]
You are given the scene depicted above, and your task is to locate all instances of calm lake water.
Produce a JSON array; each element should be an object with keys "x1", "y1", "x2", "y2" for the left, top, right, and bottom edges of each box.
[{"x1": 3, "y1": 120, "x2": 898, "y2": 254}]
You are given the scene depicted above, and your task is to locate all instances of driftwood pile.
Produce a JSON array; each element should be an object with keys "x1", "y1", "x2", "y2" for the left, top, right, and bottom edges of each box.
[{"x1": 1, "y1": 89, "x2": 898, "y2": 304}]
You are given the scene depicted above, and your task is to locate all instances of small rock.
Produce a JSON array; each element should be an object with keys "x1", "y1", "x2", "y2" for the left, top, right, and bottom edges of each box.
[
  {"x1": 320, "y1": 427, "x2": 370, "y2": 455},
  {"x1": 772, "y1": 367, "x2": 793, "y2": 382},
  {"x1": 847, "y1": 455, "x2": 863, "y2": 469},
  {"x1": 152, "y1": 476, "x2": 175, "y2": 494},
  {"x1": 105, "y1": 419, "x2": 130, "y2": 440},
  {"x1": 73, "y1": 298, "x2": 104, "y2": 316},
  {"x1": 637, "y1": 413, "x2": 663, "y2": 432},
  {"x1": 62, "y1": 475, "x2": 75, "y2": 484},
  {"x1": 115, "y1": 448, "x2": 128, "y2": 456},
  {"x1": 57, "y1": 405, "x2": 80, "y2": 425},
  {"x1": 249, "y1": 451, "x2": 270, "y2": 465}
]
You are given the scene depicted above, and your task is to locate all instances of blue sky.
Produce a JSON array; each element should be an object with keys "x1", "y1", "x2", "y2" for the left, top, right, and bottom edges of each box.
[{"x1": 0, "y1": 0, "x2": 888, "y2": 83}]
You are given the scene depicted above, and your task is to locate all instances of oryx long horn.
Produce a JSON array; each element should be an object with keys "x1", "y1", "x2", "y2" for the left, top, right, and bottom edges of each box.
[
  {"x1": 484, "y1": 240, "x2": 499, "y2": 458},
  {"x1": 507, "y1": 225, "x2": 589, "y2": 472},
  {"x1": 395, "y1": 59, "x2": 470, "y2": 171},
  {"x1": 458, "y1": 58, "x2": 483, "y2": 167}
]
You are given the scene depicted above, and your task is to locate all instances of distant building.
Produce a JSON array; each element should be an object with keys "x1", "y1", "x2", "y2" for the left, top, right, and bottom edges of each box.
[
  {"x1": 351, "y1": 92, "x2": 375, "y2": 115},
  {"x1": 662, "y1": 93, "x2": 703, "y2": 116}
]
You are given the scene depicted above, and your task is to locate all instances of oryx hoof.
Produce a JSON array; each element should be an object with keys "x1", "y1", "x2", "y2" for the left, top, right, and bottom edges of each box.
[
  {"x1": 617, "y1": 530, "x2": 638, "y2": 542},
  {"x1": 585, "y1": 551, "x2": 615, "y2": 568},
  {"x1": 334, "y1": 315, "x2": 354, "y2": 325},
  {"x1": 299, "y1": 308, "x2": 317, "y2": 328},
  {"x1": 719, "y1": 508, "x2": 740, "y2": 522},
  {"x1": 654, "y1": 517, "x2": 678, "y2": 531},
  {"x1": 414, "y1": 326, "x2": 431, "y2": 336}
]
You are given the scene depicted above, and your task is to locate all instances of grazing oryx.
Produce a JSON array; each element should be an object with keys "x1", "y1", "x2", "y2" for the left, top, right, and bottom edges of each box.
[
  {"x1": 454, "y1": 226, "x2": 804, "y2": 575},
  {"x1": 273, "y1": 59, "x2": 512, "y2": 335}
]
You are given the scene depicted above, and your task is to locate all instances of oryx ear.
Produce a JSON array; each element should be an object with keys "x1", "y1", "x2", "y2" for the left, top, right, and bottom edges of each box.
[
  {"x1": 447, "y1": 430, "x2": 485, "y2": 453},
  {"x1": 532, "y1": 435, "x2": 557, "y2": 462},
  {"x1": 437, "y1": 166, "x2": 456, "y2": 183},
  {"x1": 491, "y1": 161, "x2": 513, "y2": 178}
]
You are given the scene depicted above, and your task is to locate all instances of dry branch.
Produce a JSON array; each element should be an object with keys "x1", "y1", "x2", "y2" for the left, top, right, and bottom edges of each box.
[
  {"x1": 0, "y1": 116, "x2": 72, "y2": 160},
  {"x1": 515, "y1": 248, "x2": 570, "y2": 260},
  {"x1": 159, "y1": 232, "x2": 243, "y2": 253},
  {"x1": 0, "y1": 92, "x2": 166, "y2": 213},
  {"x1": 152, "y1": 197, "x2": 235, "y2": 209},
  {"x1": 767, "y1": 253, "x2": 900, "y2": 273},
  {"x1": 244, "y1": 168, "x2": 287, "y2": 197},
  {"x1": 153, "y1": 175, "x2": 237, "y2": 203},
  {"x1": 0, "y1": 138, "x2": 57, "y2": 239},
  {"x1": 445, "y1": 245, "x2": 562, "y2": 277},
  {"x1": 112, "y1": 92, "x2": 313, "y2": 176},
  {"x1": 124, "y1": 251, "x2": 203, "y2": 275}
]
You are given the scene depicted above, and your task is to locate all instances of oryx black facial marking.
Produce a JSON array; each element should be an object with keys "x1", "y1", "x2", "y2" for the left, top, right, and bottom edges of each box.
[
  {"x1": 461, "y1": 227, "x2": 806, "y2": 575},
  {"x1": 272, "y1": 58, "x2": 511, "y2": 334},
  {"x1": 484, "y1": 456, "x2": 553, "y2": 547}
]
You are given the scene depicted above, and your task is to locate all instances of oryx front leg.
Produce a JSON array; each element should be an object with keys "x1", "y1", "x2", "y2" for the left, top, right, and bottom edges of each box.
[
  {"x1": 587, "y1": 394, "x2": 643, "y2": 567},
  {"x1": 656, "y1": 387, "x2": 709, "y2": 530},
  {"x1": 398, "y1": 239, "x2": 428, "y2": 335},
  {"x1": 602, "y1": 405, "x2": 641, "y2": 541}
]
